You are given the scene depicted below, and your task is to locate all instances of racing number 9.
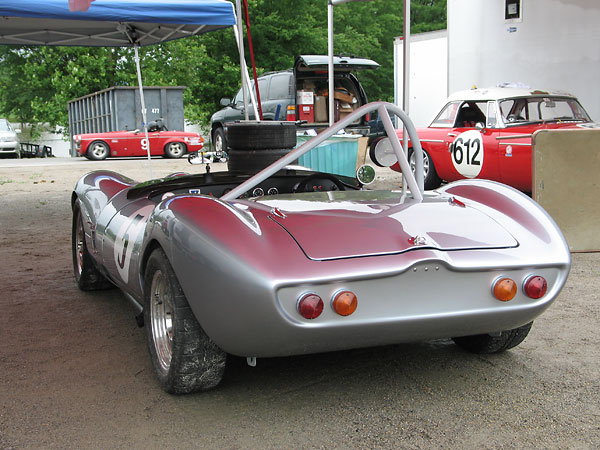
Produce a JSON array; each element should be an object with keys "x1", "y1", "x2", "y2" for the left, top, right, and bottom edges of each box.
[
  {"x1": 453, "y1": 137, "x2": 481, "y2": 166},
  {"x1": 141, "y1": 138, "x2": 149, "y2": 152}
]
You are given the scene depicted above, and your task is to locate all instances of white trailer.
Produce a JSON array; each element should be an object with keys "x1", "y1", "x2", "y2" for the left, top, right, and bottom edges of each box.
[{"x1": 395, "y1": 1, "x2": 600, "y2": 124}]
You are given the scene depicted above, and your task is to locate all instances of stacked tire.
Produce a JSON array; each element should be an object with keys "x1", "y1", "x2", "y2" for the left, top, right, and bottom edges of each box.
[{"x1": 225, "y1": 121, "x2": 296, "y2": 174}]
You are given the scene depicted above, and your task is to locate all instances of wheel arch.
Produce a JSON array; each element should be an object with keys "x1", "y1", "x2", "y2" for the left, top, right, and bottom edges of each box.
[
  {"x1": 163, "y1": 139, "x2": 188, "y2": 150},
  {"x1": 139, "y1": 238, "x2": 165, "y2": 296}
]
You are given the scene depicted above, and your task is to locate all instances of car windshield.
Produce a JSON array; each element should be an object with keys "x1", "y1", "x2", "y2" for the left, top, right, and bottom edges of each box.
[
  {"x1": 0, "y1": 119, "x2": 12, "y2": 132},
  {"x1": 499, "y1": 97, "x2": 591, "y2": 124}
]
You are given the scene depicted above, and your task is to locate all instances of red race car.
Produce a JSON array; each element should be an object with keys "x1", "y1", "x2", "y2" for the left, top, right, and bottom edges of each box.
[
  {"x1": 378, "y1": 87, "x2": 594, "y2": 192},
  {"x1": 74, "y1": 121, "x2": 204, "y2": 160}
]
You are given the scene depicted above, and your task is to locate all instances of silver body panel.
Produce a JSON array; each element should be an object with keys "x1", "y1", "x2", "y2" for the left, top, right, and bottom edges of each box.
[{"x1": 73, "y1": 170, "x2": 570, "y2": 358}]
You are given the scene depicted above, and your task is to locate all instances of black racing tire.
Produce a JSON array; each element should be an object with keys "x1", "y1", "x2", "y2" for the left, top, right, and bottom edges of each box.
[
  {"x1": 164, "y1": 141, "x2": 187, "y2": 159},
  {"x1": 72, "y1": 201, "x2": 113, "y2": 291},
  {"x1": 227, "y1": 148, "x2": 292, "y2": 174},
  {"x1": 144, "y1": 248, "x2": 226, "y2": 394},
  {"x1": 409, "y1": 148, "x2": 442, "y2": 190},
  {"x1": 87, "y1": 141, "x2": 110, "y2": 160},
  {"x1": 452, "y1": 322, "x2": 533, "y2": 354},
  {"x1": 226, "y1": 121, "x2": 296, "y2": 150},
  {"x1": 213, "y1": 127, "x2": 227, "y2": 153}
]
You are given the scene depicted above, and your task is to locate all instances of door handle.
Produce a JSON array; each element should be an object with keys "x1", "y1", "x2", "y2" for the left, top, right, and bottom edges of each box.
[{"x1": 447, "y1": 133, "x2": 457, "y2": 137}]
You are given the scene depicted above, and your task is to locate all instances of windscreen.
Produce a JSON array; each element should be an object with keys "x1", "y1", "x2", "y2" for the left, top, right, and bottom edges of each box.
[{"x1": 499, "y1": 97, "x2": 591, "y2": 124}]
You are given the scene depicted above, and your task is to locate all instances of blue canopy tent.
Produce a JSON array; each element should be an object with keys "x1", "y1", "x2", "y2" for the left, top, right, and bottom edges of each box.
[{"x1": 0, "y1": 0, "x2": 237, "y2": 172}]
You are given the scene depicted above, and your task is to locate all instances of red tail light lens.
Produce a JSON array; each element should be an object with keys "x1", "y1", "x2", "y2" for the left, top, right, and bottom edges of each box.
[
  {"x1": 524, "y1": 276, "x2": 548, "y2": 299},
  {"x1": 332, "y1": 290, "x2": 358, "y2": 316},
  {"x1": 297, "y1": 293, "x2": 323, "y2": 319},
  {"x1": 493, "y1": 277, "x2": 517, "y2": 302}
]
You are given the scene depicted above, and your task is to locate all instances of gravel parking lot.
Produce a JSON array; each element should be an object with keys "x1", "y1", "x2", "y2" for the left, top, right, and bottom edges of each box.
[{"x1": 0, "y1": 157, "x2": 598, "y2": 449}]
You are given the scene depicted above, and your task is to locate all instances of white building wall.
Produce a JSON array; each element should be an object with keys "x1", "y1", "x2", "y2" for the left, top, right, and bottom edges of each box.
[
  {"x1": 448, "y1": 0, "x2": 600, "y2": 120},
  {"x1": 394, "y1": 30, "x2": 448, "y2": 127}
]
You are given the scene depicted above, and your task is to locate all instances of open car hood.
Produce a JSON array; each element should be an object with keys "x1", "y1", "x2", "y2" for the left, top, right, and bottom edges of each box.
[{"x1": 260, "y1": 192, "x2": 518, "y2": 261}]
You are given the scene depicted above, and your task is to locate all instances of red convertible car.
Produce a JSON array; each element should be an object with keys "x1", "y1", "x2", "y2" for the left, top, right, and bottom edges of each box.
[
  {"x1": 380, "y1": 87, "x2": 594, "y2": 192},
  {"x1": 74, "y1": 122, "x2": 204, "y2": 160}
]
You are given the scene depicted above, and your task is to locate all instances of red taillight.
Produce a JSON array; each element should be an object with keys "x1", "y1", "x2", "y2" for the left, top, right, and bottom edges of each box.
[
  {"x1": 332, "y1": 290, "x2": 358, "y2": 316},
  {"x1": 524, "y1": 276, "x2": 548, "y2": 299},
  {"x1": 297, "y1": 293, "x2": 323, "y2": 319},
  {"x1": 365, "y1": 112, "x2": 370, "y2": 122},
  {"x1": 492, "y1": 277, "x2": 517, "y2": 302},
  {"x1": 286, "y1": 105, "x2": 296, "y2": 121}
]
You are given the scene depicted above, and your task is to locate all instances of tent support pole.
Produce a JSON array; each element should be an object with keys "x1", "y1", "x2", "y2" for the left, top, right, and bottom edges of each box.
[{"x1": 134, "y1": 43, "x2": 152, "y2": 179}]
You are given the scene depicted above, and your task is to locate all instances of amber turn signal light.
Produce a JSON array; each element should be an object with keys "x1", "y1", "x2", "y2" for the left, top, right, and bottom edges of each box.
[
  {"x1": 332, "y1": 290, "x2": 358, "y2": 316},
  {"x1": 493, "y1": 277, "x2": 517, "y2": 302}
]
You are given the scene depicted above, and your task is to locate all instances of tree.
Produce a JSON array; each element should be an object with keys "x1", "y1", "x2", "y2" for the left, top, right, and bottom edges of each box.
[{"x1": 0, "y1": 0, "x2": 446, "y2": 129}]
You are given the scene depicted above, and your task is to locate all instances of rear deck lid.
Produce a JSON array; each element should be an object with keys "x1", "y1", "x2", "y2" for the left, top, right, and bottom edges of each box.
[{"x1": 260, "y1": 193, "x2": 517, "y2": 260}]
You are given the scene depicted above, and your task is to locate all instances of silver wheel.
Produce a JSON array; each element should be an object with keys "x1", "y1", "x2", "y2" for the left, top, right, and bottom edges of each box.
[
  {"x1": 214, "y1": 131, "x2": 224, "y2": 153},
  {"x1": 165, "y1": 142, "x2": 185, "y2": 158},
  {"x1": 72, "y1": 201, "x2": 112, "y2": 290},
  {"x1": 150, "y1": 269, "x2": 174, "y2": 373},
  {"x1": 143, "y1": 248, "x2": 226, "y2": 393},
  {"x1": 409, "y1": 149, "x2": 430, "y2": 178},
  {"x1": 75, "y1": 212, "x2": 84, "y2": 277},
  {"x1": 88, "y1": 141, "x2": 109, "y2": 160}
]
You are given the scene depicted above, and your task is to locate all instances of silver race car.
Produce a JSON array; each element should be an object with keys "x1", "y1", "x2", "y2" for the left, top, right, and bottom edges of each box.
[{"x1": 72, "y1": 102, "x2": 570, "y2": 394}]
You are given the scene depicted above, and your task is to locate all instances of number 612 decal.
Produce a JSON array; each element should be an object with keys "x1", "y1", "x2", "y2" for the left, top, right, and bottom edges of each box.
[{"x1": 451, "y1": 130, "x2": 484, "y2": 178}]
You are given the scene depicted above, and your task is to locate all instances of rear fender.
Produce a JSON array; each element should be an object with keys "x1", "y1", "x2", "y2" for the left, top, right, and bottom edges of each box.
[
  {"x1": 439, "y1": 179, "x2": 570, "y2": 267},
  {"x1": 141, "y1": 195, "x2": 304, "y2": 337}
]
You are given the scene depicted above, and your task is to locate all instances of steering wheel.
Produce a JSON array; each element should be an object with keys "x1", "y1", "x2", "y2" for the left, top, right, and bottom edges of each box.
[
  {"x1": 507, "y1": 114, "x2": 523, "y2": 122},
  {"x1": 294, "y1": 173, "x2": 346, "y2": 193}
]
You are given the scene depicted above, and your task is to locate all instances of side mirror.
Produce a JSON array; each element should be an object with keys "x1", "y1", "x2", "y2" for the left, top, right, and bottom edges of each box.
[
  {"x1": 220, "y1": 98, "x2": 232, "y2": 107},
  {"x1": 369, "y1": 138, "x2": 397, "y2": 168},
  {"x1": 356, "y1": 164, "x2": 376, "y2": 185},
  {"x1": 133, "y1": 129, "x2": 140, "y2": 134},
  {"x1": 475, "y1": 122, "x2": 485, "y2": 131}
]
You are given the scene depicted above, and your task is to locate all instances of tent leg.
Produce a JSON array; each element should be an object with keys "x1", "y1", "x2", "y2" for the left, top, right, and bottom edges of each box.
[{"x1": 134, "y1": 44, "x2": 152, "y2": 179}]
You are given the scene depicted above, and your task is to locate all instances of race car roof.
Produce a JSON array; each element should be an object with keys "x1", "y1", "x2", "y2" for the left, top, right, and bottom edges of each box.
[
  {"x1": 447, "y1": 87, "x2": 577, "y2": 102},
  {"x1": 0, "y1": 0, "x2": 236, "y2": 47}
]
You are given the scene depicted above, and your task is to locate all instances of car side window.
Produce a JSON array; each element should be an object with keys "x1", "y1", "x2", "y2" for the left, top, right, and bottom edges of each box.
[
  {"x1": 454, "y1": 102, "x2": 487, "y2": 128},
  {"x1": 234, "y1": 78, "x2": 270, "y2": 106},
  {"x1": 430, "y1": 101, "x2": 461, "y2": 128},
  {"x1": 268, "y1": 73, "x2": 293, "y2": 100},
  {"x1": 486, "y1": 101, "x2": 498, "y2": 128}
]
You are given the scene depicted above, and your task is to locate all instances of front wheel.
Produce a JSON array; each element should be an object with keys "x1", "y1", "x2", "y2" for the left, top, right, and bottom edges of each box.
[
  {"x1": 72, "y1": 201, "x2": 113, "y2": 290},
  {"x1": 144, "y1": 248, "x2": 226, "y2": 394},
  {"x1": 452, "y1": 322, "x2": 533, "y2": 354},
  {"x1": 164, "y1": 142, "x2": 186, "y2": 158},
  {"x1": 87, "y1": 141, "x2": 109, "y2": 160},
  {"x1": 409, "y1": 148, "x2": 442, "y2": 190},
  {"x1": 213, "y1": 127, "x2": 227, "y2": 154}
]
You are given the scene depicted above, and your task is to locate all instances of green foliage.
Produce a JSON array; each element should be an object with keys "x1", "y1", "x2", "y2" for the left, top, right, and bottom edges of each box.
[{"x1": 0, "y1": 0, "x2": 446, "y2": 128}]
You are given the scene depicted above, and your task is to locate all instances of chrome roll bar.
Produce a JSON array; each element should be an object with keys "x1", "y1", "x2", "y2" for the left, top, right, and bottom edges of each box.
[{"x1": 220, "y1": 101, "x2": 424, "y2": 202}]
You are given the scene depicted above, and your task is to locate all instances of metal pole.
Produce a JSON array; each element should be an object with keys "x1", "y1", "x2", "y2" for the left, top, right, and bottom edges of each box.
[
  {"x1": 401, "y1": 0, "x2": 417, "y2": 193},
  {"x1": 236, "y1": 0, "x2": 249, "y2": 120},
  {"x1": 232, "y1": 24, "x2": 259, "y2": 119},
  {"x1": 328, "y1": 0, "x2": 335, "y2": 126},
  {"x1": 134, "y1": 44, "x2": 152, "y2": 180}
]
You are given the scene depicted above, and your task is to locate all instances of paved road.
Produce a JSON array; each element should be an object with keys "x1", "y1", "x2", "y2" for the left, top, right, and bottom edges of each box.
[{"x1": 0, "y1": 159, "x2": 598, "y2": 449}]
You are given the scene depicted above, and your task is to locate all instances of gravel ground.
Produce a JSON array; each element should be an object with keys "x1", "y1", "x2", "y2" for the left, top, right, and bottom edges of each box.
[{"x1": 0, "y1": 157, "x2": 598, "y2": 449}]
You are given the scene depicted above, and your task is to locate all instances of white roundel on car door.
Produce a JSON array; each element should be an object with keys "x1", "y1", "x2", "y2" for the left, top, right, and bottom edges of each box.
[{"x1": 451, "y1": 130, "x2": 484, "y2": 178}]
